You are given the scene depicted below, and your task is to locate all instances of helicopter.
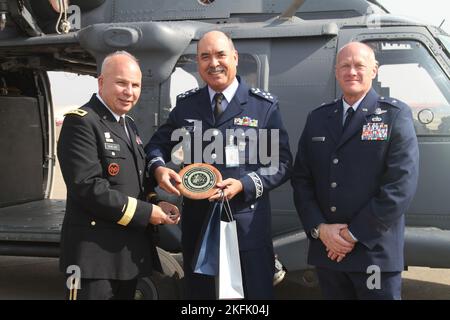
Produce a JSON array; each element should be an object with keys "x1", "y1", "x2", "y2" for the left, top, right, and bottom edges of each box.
[{"x1": 0, "y1": 0, "x2": 449, "y2": 299}]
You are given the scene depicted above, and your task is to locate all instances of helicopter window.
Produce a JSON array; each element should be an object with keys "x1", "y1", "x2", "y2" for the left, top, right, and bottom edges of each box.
[
  {"x1": 169, "y1": 53, "x2": 258, "y2": 109},
  {"x1": 48, "y1": 72, "x2": 97, "y2": 126},
  {"x1": 367, "y1": 40, "x2": 450, "y2": 136}
]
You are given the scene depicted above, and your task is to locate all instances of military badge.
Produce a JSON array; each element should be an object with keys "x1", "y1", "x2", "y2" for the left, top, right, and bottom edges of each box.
[
  {"x1": 234, "y1": 117, "x2": 243, "y2": 126},
  {"x1": 234, "y1": 116, "x2": 258, "y2": 127},
  {"x1": 375, "y1": 108, "x2": 388, "y2": 115},
  {"x1": 108, "y1": 163, "x2": 120, "y2": 176},
  {"x1": 371, "y1": 116, "x2": 382, "y2": 122},
  {"x1": 361, "y1": 123, "x2": 389, "y2": 140}
]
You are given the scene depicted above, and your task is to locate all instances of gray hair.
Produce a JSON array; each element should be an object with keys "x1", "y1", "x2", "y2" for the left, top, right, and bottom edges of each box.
[{"x1": 100, "y1": 51, "x2": 139, "y2": 74}]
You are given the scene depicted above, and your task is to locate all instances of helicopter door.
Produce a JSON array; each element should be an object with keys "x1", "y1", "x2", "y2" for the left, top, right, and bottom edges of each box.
[{"x1": 0, "y1": 69, "x2": 53, "y2": 207}]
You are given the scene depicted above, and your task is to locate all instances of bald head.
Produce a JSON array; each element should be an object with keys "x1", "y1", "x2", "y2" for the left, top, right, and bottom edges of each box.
[
  {"x1": 100, "y1": 51, "x2": 140, "y2": 75},
  {"x1": 98, "y1": 51, "x2": 142, "y2": 116},
  {"x1": 337, "y1": 42, "x2": 377, "y2": 66},
  {"x1": 335, "y1": 42, "x2": 378, "y2": 105},
  {"x1": 197, "y1": 30, "x2": 238, "y2": 92},
  {"x1": 197, "y1": 31, "x2": 235, "y2": 51}
]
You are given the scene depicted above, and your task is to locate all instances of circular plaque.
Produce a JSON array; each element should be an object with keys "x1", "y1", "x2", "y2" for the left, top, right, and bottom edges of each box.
[{"x1": 176, "y1": 163, "x2": 222, "y2": 200}]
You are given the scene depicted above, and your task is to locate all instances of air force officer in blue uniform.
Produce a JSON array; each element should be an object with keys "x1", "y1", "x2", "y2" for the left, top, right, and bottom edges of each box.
[
  {"x1": 145, "y1": 31, "x2": 292, "y2": 299},
  {"x1": 291, "y1": 42, "x2": 419, "y2": 299}
]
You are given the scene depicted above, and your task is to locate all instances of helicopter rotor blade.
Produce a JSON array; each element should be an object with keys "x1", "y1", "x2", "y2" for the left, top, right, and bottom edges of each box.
[{"x1": 280, "y1": 0, "x2": 306, "y2": 19}]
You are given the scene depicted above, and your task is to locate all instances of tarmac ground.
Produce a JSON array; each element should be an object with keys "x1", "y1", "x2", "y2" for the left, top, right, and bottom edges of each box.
[{"x1": 0, "y1": 255, "x2": 449, "y2": 299}]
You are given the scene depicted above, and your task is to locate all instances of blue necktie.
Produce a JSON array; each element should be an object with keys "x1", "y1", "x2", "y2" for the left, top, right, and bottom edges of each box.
[{"x1": 343, "y1": 107, "x2": 354, "y2": 131}]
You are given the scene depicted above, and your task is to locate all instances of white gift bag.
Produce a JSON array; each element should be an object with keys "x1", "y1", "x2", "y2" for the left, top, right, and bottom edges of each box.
[{"x1": 216, "y1": 197, "x2": 244, "y2": 299}]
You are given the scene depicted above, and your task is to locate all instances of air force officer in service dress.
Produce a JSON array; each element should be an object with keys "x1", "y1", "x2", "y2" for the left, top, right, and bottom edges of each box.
[
  {"x1": 145, "y1": 31, "x2": 292, "y2": 299},
  {"x1": 291, "y1": 42, "x2": 419, "y2": 300}
]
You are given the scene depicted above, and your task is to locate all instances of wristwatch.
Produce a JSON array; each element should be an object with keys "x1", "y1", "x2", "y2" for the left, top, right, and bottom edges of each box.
[
  {"x1": 147, "y1": 192, "x2": 161, "y2": 204},
  {"x1": 311, "y1": 225, "x2": 321, "y2": 239}
]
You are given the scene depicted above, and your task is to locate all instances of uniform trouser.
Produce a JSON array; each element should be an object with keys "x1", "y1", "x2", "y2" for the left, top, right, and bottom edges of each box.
[
  {"x1": 316, "y1": 267, "x2": 402, "y2": 300},
  {"x1": 66, "y1": 277, "x2": 138, "y2": 300},
  {"x1": 183, "y1": 246, "x2": 275, "y2": 300}
]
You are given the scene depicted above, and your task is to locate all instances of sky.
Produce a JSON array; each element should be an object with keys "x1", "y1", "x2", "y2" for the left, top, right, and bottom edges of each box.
[
  {"x1": 50, "y1": 0, "x2": 450, "y2": 114},
  {"x1": 379, "y1": 0, "x2": 449, "y2": 33}
]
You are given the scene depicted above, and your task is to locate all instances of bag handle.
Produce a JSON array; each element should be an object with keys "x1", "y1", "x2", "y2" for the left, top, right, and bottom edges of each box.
[{"x1": 219, "y1": 191, "x2": 234, "y2": 222}]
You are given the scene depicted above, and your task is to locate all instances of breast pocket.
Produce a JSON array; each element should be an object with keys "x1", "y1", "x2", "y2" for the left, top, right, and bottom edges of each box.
[
  {"x1": 309, "y1": 137, "x2": 332, "y2": 164},
  {"x1": 102, "y1": 153, "x2": 127, "y2": 184},
  {"x1": 359, "y1": 139, "x2": 388, "y2": 149},
  {"x1": 358, "y1": 140, "x2": 389, "y2": 164}
]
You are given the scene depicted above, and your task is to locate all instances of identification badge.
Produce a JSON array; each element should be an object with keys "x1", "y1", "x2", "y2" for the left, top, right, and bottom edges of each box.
[
  {"x1": 312, "y1": 136, "x2": 326, "y2": 142},
  {"x1": 225, "y1": 135, "x2": 239, "y2": 167},
  {"x1": 105, "y1": 143, "x2": 121, "y2": 151}
]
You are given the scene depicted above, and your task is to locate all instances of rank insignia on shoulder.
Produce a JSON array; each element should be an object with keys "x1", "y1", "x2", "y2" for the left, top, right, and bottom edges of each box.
[
  {"x1": 316, "y1": 100, "x2": 335, "y2": 110},
  {"x1": 177, "y1": 87, "x2": 200, "y2": 100},
  {"x1": 250, "y1": 87, "x2": 275, "y2": 102},
  {"x1": 379, "y1": 97, "x2": 401, "y2": 108},
  {"x1": 64, "y1": 109, "x2": 87, "y2": 117}
]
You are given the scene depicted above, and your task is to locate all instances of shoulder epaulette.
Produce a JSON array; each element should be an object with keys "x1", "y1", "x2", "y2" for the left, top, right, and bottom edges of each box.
[
  {"x1": 177, "y1": 87, "x2": 200, "y2": 100},
  {"x1": 378, "y1": 96, "x2": 401, "y2": 108},
  {"x1": 314, "y1": 98, "x2": 339, "y2": 111},
  {"x1": 250, "y1": 87, "x2": 276, "y2": 102},
  {"x1": 64, "y1": 109, "x2": 87, "y2": 117}
]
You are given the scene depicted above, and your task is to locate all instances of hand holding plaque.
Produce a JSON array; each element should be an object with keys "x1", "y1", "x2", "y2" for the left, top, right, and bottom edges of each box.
[{"x1": 176, "y1": 163, "x2": 222, "y2": 200}]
